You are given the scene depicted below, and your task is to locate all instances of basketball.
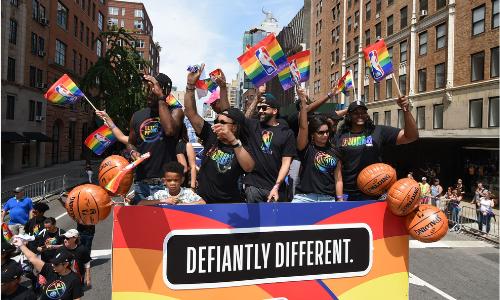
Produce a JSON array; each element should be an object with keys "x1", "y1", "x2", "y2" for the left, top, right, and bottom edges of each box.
[
  {"x1": 65, "y1": 184, "x2": 112, "y2": 225},
  {"x1": 405, "y1": 204, "x2": 448, "y2": 243},
  {"x1": 98, "y1": 155, "x2": 133, "y2": 196},
  {"x1": 357, "y1": 163, "x2": 397, "y2": 196},
  {"x1": 386, "y1": 178, "x2": 421, "y2": 216}
]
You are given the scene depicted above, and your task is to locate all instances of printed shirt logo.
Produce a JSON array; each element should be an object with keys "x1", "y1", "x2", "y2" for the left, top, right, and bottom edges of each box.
[
  {"x1": 314, "y1": 151, "x2": 337, "y2": 173},
  {"x1": 260, "y1": 130, "x2": 273, "y2": 154},
  {"x1": 139, "y1": 117, "x2": 163, "y2": 143},
  {"x1": 33, "y1": 224, "x2": 40, "y2": 236},
  {"x1": 45, "y1": 280, "x2": 67, "y2": 299},
  {"x1": 45, "y1": 237, "x2": 58, "y2": 245},
  {"x1": 341, "y1": 135, "x2": 373, "y2": 147},
  {"x1": 206, "y1": 146, "x2": 234, "y2": 173},
  {"x1": 255, "y1": 46, "x2": 277, "y2": 75}
]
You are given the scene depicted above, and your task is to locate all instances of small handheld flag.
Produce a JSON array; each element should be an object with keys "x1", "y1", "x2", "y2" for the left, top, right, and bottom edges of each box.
[
  {"x1": 363, "y1": 39, "x2": 394, "y2": 82},
  {"x1": 278, "y1": 50, "x2": 311, "y2": 90},
  {"x1": 2, "y1": 223, "x2": 13, "y2": 242},
  {"x1": 337, "y1": 70, "x2": 354, "y2": 95},
  {"x1": 196, "y1": 78, "x2": 218, "y2": 93},
  {"x1": 84, "y1": 125, "x2": 117, "y2": 155},
  {"x1": 165, "y1": 94, "x2": 183, "y2": 109},
  {"x1": 44, "y1": 74, "x2": 85, "y2": 105},
  {"x1": 105, "y1": 152, "x2": 151, "y2": 194},
  {"x1": 237, "y1": 33, "x2": 288, "y2": 87}
]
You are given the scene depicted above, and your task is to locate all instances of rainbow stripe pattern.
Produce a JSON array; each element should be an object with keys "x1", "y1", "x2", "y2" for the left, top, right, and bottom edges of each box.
[
  {"x1": 105, "y1": 152, "x2": 150, "y2": 194},
  {"x1": 363, "y1": 39, "x2": 394, "y2": 82},
  {"x1": 237, "y1": 33, "x2": 288, "y2": 87},
  {"x1": 84, "y1": 125, "x2": 117, "y2": 155},
  {"x1": 337, "y1": 70, "x2": 354, "y2": 95},
  {"x1": 195, "y1": 78, "x2": 218, "y2": 93},
  {"x1": 278, "y1": 50, "x2": 311, "y2": 90},
  {"x1": 44, "y1": 74, "x2": 85, "y2": 105},
  {"x1": 2, "y1": 223, "x2": 12, "y2": 242},
  {"x1": 165, "y1": 94, "x2": 183, "y2": 109}
]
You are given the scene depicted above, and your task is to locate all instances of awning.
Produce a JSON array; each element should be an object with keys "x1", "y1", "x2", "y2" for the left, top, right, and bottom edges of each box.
[
  {"x1": 23, "y1": 132, "x2": 51, "y2": 142},
  {"x1": 1, "y1": 132, "x2": 27, "y2": 143}
]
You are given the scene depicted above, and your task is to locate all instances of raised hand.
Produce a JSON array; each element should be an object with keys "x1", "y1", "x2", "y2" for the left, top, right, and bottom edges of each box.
[
  {"x1": 188, "y1": 63, "x2": 205, "y2": 86},
  {"x1": 214, "y1": 69, "x2": 227, "y2": 88},
  {"x1": 211, "y1": 123, "x2": 236, "y2": 143},
  {"x1": 143, "y1": 75, "x2": 165, "y2": 98},
  {"x1": 397, "y1": 95, "x2": 410, "y2": 111}
]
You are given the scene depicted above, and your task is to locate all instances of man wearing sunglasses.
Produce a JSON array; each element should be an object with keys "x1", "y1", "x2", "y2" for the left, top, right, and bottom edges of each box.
[
  {"x1": 243, "y1": 85, "x2": 297, "y2": 203},
  {"x1": 184, "y1": 64, "x2": 255, "y2": 203},
  {"x1": 61, "y1": 229, "x2": 91, "y2": 289}
]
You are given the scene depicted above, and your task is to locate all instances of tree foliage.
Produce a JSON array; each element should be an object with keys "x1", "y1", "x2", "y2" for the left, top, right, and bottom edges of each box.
[{"x1": 81, "y1": 28, "x2": 150, "y2": 131}]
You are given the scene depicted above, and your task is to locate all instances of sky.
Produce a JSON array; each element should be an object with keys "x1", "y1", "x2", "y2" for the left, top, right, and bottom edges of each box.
[{"x1": 137, "y1": 0, "x2": 304, "y2": 89}]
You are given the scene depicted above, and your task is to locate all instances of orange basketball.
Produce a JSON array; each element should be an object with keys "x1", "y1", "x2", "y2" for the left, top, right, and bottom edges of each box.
[
  {"x1": 65, "y1": 184, "x2": 112, "y2": 225},
  {"x1": 98, "y1": 155, "x2": 133, "y2": 196},
  {"x1": 357, "y1": 163, "x2": 397, "y2": 196},
  {"x1": 405, "y1": 204, "x2": 448, "y2": 243},
  {"x1": 386, "y1": 178, "x2": 421, "y2": 216}
]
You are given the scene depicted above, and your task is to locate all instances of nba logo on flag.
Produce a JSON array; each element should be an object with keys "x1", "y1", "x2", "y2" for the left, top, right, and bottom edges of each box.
[
  {"x1": 289, "y1": 59, "x2": 301, "y2": 84},
  {"x1": 255, "y1": 46, "x2": 277, "y2": 75},
  {"x1": 368, "y1": 50, "x2": 385, "y2": 81},
  {"x1": 94, "y1": 133, "x2": 111, "y2": 147},
  {"x1": 55, "y1": 85, "x2": 79, "y2": 103}
]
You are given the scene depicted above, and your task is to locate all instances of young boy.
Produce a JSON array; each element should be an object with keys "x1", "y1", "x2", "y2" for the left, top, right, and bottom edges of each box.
[{"x1": 136, "y1": 162, "x2": 205, "y2": 205}]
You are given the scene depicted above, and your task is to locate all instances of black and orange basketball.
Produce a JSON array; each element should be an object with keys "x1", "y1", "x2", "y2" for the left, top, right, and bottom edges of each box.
[
  {"x1": 405, "y1": 204, "x2": 448, "y2": 243},
  {"x1": 357, "y1": 163, "x2": 397, "y2": 196},
  {"x1": 386, "y1": 178, "x2": 421, "y2": 216},
  {"x1": 65, "y1": 184, "x2": 112, "y2": 225},
  {"x1": 98, "y1": 155, "x2": 132, "y2": 196}
]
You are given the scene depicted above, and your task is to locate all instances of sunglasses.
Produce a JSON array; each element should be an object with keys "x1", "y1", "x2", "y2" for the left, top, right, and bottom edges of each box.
[
  {"x1": 257, "y1": 105, "x2": 271, "y2": 111},
  {"x1": 315, "y1": 130, "x2": 330, "y2": 136},
  {"x1": 214, "y1": 119, "x2": 234, "y2": 125}
]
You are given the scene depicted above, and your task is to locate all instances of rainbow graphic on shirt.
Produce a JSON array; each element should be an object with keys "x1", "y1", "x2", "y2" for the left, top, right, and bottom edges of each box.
[
  {"x1": 260, "y1": 130, "x2": 273, "y2": 154},
  {"x1": 44, "y1": 74, "x2": 85, "y2": 105},
  {"x1": 45, "y1": 280, "x2": 67, "y2": 299},
  {"x1": 314, "y1": 151, "x2": 338, "y2": 173},
  {"x1": 165, "y1": 94, "x2": 183, "y2": 109},
  {"x1": 206, "y1": 146, "x2": 234, "y2": 173},
  {"x1": 84, "y1": 125, "x2": 117, "y2": 155},
  {"x1": 341, "y1": 135, "x2": 374, "y2": 147}
]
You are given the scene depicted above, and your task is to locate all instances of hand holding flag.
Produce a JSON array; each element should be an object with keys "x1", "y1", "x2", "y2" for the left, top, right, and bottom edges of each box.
[
  {"x1": 337, "y1": 70, "x2": 354, "y2": 95},
  {"x1": 105, "y1": 152, "x2": 151, "y2": 194}
]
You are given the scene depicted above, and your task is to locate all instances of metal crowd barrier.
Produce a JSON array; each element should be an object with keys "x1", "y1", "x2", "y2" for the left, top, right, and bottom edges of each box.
[{"x1": 1, "y1": 175, "x2": 66, "y2": 203}]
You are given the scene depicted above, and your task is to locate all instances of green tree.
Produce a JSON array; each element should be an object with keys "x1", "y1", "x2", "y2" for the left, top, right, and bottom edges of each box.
[{"x1": 81, "y1": 28, "x2": 151, "y2": 131}]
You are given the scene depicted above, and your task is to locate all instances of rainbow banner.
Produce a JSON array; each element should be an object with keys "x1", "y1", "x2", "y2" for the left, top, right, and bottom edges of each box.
[
  {"x1": 337, "y1": 70, "x2": 354, "y2": 95},
  {"x1": 363, "y1": 39, "x2": 394, "y2": 82},
  {"x1": 84, "y1": 125, "x2": 117, "y2": 155},
  {"x1": 112, "y1": 201, "x2": 409, "y2": 299},
  {"x1": 196, "y1": 78, "x2": 218, "y2": 93},
  {"x1": 105, "y1": 152, "x2": 150, "y2": 194},
  {"x1": 237, "y1": 33, "x2": 288, "y2": 87},
  {"x1": 44, "y1": 74, "x2": 85, "y2": 105},
  {"x1": 278, "y1": 50, "x2": 311, "y2": 90},
  {"x1": 165, "y1": 94, "x2": 183, "y2": 109}
]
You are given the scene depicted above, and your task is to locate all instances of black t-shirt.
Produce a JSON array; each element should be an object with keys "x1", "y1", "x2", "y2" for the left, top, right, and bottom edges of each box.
[
  {"x1": 243, "y1": 119, "x2": 297, "y2": 190},
  {"x1": 280, "y1": 112, "x2": 300, "y2": 137},
  {"x1": 40, "y1": 264, "x2": 83, "y2": 300},
  {"x1": 131, "y1": 107, "x2": 177, "y2": 180},
  {"x1": 2, "y1": 285, "x2": 37, "y2": 300},
  {"x1": 64, "y1": 245, "x2": 91, "y2": 283},
  {"x1": 334, "y1": 125, "x2": 400, "y2": 195},
  {"x1": 76, "y1": 223, "x2": 95, "y2": 236},
  {"x1": 196, "y1": 121, "x2": 246, "y2": 203},
  {"x1": 24, "y1": 216, "x2": 46, "y2": 236},
  {"x1": 296, "y1": 144, "x2": 341, "y2": 196},
  {"x1": 36, "y1": 228, "x2": 65, "y2": 262}
]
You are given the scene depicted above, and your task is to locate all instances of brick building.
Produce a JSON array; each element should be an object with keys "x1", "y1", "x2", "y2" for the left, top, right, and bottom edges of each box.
[
  {"x1": 310, "y1": 0, "x2": 499, "y2": 194},
  {"x1": 107, "y1": 0, "x2": 160, "y2": 76},
  {"x1": 1, "y1": 0, "x2": 107, "y2": 174}
]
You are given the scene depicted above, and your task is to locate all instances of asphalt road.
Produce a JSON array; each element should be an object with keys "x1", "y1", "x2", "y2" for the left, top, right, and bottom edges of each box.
[{"x1": 40, "y1": 197, "x2": 499, "y2": 300}]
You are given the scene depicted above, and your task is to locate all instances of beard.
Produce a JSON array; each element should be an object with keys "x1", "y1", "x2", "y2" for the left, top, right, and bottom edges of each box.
[{"x1": 259, "y1": 113, "x2": 273, "y2": 123}]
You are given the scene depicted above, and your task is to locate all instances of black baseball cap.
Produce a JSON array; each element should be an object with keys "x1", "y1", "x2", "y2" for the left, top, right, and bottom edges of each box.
[
  {"x1": 347, "y1": 100, "x2": 368, "y2": 113},
  {"x1": 51, "y1": 249, "x2": 74, "y2": 265},
  {"x1": 260, "y1": 93, "x2": 280, "y2": 109},
  {"x1": 154, "y1": 73, "x2": 173, "y2": 96},
  {"x1": 220, "y1": 108, "x2": 245, "y2": 125},
  {"x1": 1, "y1": 261, "x2": 23, "y2": 282}
]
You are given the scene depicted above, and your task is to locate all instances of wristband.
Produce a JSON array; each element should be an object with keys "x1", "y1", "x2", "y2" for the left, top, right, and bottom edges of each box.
[
  {"x1": 327, "y1": 92, "x2": 334, "y2": 99},
  {"x1": 109, "y1": 124, "x2": 116, "y2": 130},
  {"x1": 336, "y1": 195, "x2": 344, "y2": 199},
  {"x1": 186, "y1": 85, "x2": 196, "y2": 91}
]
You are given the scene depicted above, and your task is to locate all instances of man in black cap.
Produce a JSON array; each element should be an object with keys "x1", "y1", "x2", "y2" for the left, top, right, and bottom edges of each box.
[
  {"x1": 243, "y1": 85, "x2": 297, "y2": 202},
  {"x1": 335, "y1": 97, "x2": 418, "y2": 200},
  {"x1": 127, "y1": 73, "x2": 185, "y2": 205},
  {"x1": 1, "y1": 258, "x2": 36, "y2": 300},
  {"x1": 183, "y1": 65, "x2": 255, "y2": 203}
]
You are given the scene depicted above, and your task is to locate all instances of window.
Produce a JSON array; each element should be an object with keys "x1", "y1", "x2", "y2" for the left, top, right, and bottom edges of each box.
[
  {"x1": 388, "y1": 47, "x2": 393, "y2": 59},
  {"x1": 373, "y1": 112, "x2": 379, "y2": 125},
  {"x1": 335, "y1": 48, "x2": 340, "y2": 63},
  {"x1": 397, "y1": 109, "x2": 405, "y2": 128},
  {"x1": 81, "y1": 0, "x2": 85, "y2": 10},
  {"x1": 32, "y1": 0, "x2": 39, "y2": 20},
  {"x1": 38, "y1": 37, "x2": 44, "y2": 52},
  {"x1": 36, "y1": 101, "x2": 42, "y2": 117},
  {"x1": 39, "y1": 4, "x2": 45, "y2": 19},
  {"x1": 91, "y1": 32, "x2": 94, "y2": 48},
  {"x1": 491, "y1": 47, "x2": 499, "y2": 78},
  {"x1": 471, "y1": 51, "x2": 485, "y2": 81},
  {"x1": 472, "y1": 5, "x2": 485, "y2": 36},
  {"x1": 493, "y1": 0, "x2": 499, "y2": 28},
  {"x1": 31, "y1": 33, "x2": 37, "y2": 54},
  {"x1": 387, "y1": 15, "x2": 394, "y2": 35},
  {"x1": 384, "y1": 111, "x2": 391, "y2": 126},
  {"x1": 121, "y1": 19, "x2": 125, "y2": 27},
  {"x1": 29, "y1": 66, "x2": 36, "y2": 87},
  {"x1": 437, "y1": 0, "x2": 447, "y2": 10},
  {"x1": 400, "y1": 40, "x2": 407, "y2": 62},
  {"x1": 433, "y1": 104, "x2": 444, "y2": 129},
  {"x1": 363, "y1": 85, "x2": 369, "y2": 102},
  {"x1": 86, "y1": 26, "x2": 89, "y2": 46},
  {"x1": 108, "y1": 7, "x2": 118, "y2": 15},
  {"x1": 6, "y1": 95, "x2": 15, "y2": 119},
  {"x1": 96, "y1": 39, "x2": 102, "y2": 57},
  {"x1": 122, "y1": 8, "x2": 126, "y2": 16},
  {"x1": 9, "y1": 19, "x2": 17, "y2": 44},
  {"x1": 7, "y1": 57, "x2": 15, "y2": 81},
  {"x1": 365, "y1": 29, "x2": 371, "y2": 45},
  {"x1": 79, "y1": 54, "x2": 82, "y2": 74},
  {"x1": 435, "y1": 63, "x2": 445, "y2": 88},
  {"x1": 57, "y1": 1, "x2": 68, "y2": 29},
  {"x1": 416, "y1": 106, "x2": 425, "y2": 129},
  {"x1": 134, "y1": 20, "x2": 143, "y2": 30},
  {"x1": 355, "y1": 11, "x2": 359, "y2": 27},
  {"x1": 354, "y1": 63, "x2": 359, "y2": 81},
  {"x1": 55, "y1": 39, "x2": 66, "y2": 66},
  {"x1": 98, "y1": 12, "x2": 103, "y2": 30},
  {"x1": 10, "y1": 0, "x2": 18, "y2": 6},
  {"x1": 347, "y1": 41, "x2": 351, "y2": 57},
  {"x1": 108, "y1": 18, "x2": 118, "y2": 27},
  {"x1": 418, "y1": 68, "x2": 427, "y2": 92},
  {"x1": 469, "y1": 99, "x2": 483, "y2": 128},
  {"x1": 376, "y1": 0, "x2": 382, "y2": 14},
  {"x1": 374, "y1": 82, "x2": 380, "y2": 100},
  {"x1": 366, "y1": 2, "x2": 371, "y2": 20},
  {"x1": 436, "y1": 23, "x2": 446, "y2": 49},
  {"x1": 400, "y1": 6, "x2": 408, "y2": 29},
  {"x1": 73, "y1": 49, "x2": 77, "y2": 70},
  {"x1": 386, "y1": 78, "x2": 393, "y2": 98},
  {"x1": 80, "y1": 21, "x2": 84, "y2": 40},
  {"x1": 348, "y1": 17, "x2": 352, "y2": 31},
  {"x1": 376, "y1": 22, "x2": 381, "y2": 38},
  {"x1": 489, "y1": 97, "x2": 499, "y2": 127},
  {"x1": 399, "y1": 74, "x2": 407, "y2": 95},
  {"x1": 354, "y1": 36, "x2": 359, "y2": 52},
  {"x1": 348, "y1": 0, "x2": 352, "y2": 9},
  {"x1": 419, "y1": 31, "x2": 427, "y2": 55},
  {"x1": 134, "y1": 9, "x2": 143, "y2": 18},
  {"x1": 29, "y1": 100, "x2": 35, "y2": 121},
  {"x1": 420, "y1": 0, "x2": 428, "y2": 11},
  {"x1": 73, "y1": 16, "x2": 78, "y2": 37},
  {"x1": 92, "y1": 3, "x2": 95, "y2": 20}
]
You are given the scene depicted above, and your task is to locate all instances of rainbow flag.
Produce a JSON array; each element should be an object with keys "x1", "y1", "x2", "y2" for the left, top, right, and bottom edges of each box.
[
  {"x1": 2, "y1": 223, "x2": 13, "y2": 242},
  {"x1": 337, "y1": 70, "x2": 354, "y2": 95},
  {"x1": 278, "y1": 67, "x2": 294, "y2": 91},
  {"x1": 84, "y1": 125, "x2": 117, "y2": 155},
  {"x1": 44, "y1": 74, "x2": 85, "y2": 105},
  {"x1": 165, "y1": 94, "x2": 183, "y2": 109},
  {"x1": 195, "y1": 78, "x2": 218, "y2": 93},
  {"x1": 363, "y1": 39, "x2": 394, "y2": 82},
  {"x1": 278, "y1": 50, "x2": 311, "y2": 90},
  {"x1": 237, "y1": 33, "x2": 288, "y2": 87},
  {"x1": 105, "y1": 152, "x2": 150, "y2": 194}
]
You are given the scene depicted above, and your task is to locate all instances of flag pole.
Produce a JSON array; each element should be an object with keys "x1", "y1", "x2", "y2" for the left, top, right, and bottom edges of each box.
[
  {"x1": 391, "y1": 75, "x2": 407, "y2": 112},
  {"x1": 83, "y1": 95, "x2": 98, "y2": 111}
]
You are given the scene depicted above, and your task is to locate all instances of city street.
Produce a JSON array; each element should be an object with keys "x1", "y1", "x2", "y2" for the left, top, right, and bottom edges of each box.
[{"x1": 40, "y1": 197, "x2": 499, "y2": 300}]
